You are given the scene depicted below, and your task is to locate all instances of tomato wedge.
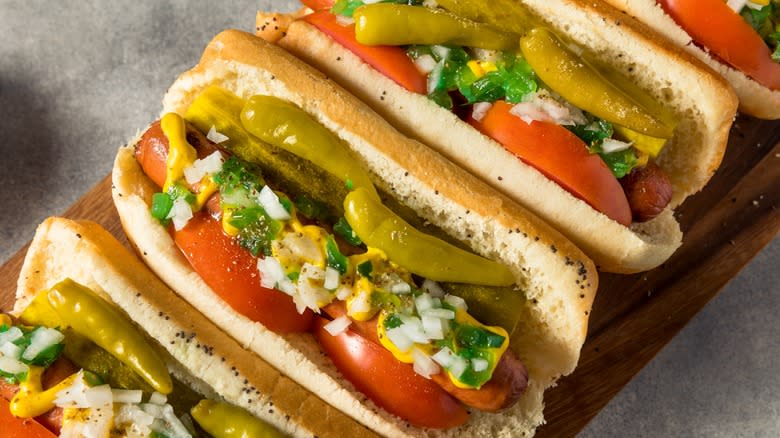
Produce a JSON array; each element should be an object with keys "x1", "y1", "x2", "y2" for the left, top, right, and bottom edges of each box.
[
  {"x1": 469, "y1": 101, "x2": 632, "y2": 226},
  {"x1": 175, "y1": 212, "x2": 313, "y2": 333},
  {"x1": 302, "y1": 11, "x2": 428, "y2": 94},
  {"x1": 0, "y1": 398, "x2": 57, "y2": 438},
  {"x1": 312, "y1": 316, "x2": 468, "y2": 429},
  {"x1": 659, "y1": 0, "x2": 780, "y2": 91}
]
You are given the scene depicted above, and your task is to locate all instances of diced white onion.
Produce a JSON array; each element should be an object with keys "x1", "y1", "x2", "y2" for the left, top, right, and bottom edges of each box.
[
  {"x1": 167, "y1": 197, "x2": 193, "y2": 231},
  {"x1": 257, "y1": 256, "x2": 287, "y2": 290},
  {"x1": 206, "y1": 125, "x2": 229, "y2": 144},
  {"x1": 444, "y1": 294, "x2": 467, "y2": 311},
  {"x1": 427, "y1": 61, "x2": 444, "y2": 95},
  {"x1": 22, "y1": 327, "x2": 64, "y2": 362},
  {"x1": 510, "y1": 90, "x2": 587, "y2": 126},
  {"x1": 324, "y1": 315, "x2": 352, "y2": 336},
  {"x1": 389, "y1": 281, "x2": 411, "y2": 295},
  {"x1": 422, "y1": 315, "x2": 446, "y2": 340},
  {"x1": 297, "y1": 263, "x2": 330, "y2": 312},
  {"x1": 112, "y1": 389, "x2": 143, "y2": 404},
  {"x1": 472, "y1": 47, "x2": 500, "y2": 62},
  {"x1": 449, "y1": 356, "x2": 468, "y2": 379},
  {"x1": 600, "y1": 138, "x2": 633, "y2": 154},
  {"x1": 0, "y1": 326, "x2": 23, "y2": 345},
  {"x1": 399, "y1": 315, "x2": 429, "y2": 343},
  {"x1": 431, "y1": 347, "x2": 456, "y2": 368},
  {"x1": 115, "y1": 403, "x2": 155, "y2": 431},
  {"x1": 183, "y1": 151, "x2": 224, "y2": 184},
  {"x1": 350, "y1": 290, "x2": 372, "y2": 315},
  {"x1": 386, "y1": 327, "x2": 414, "y2": 353},
  {"x1": 0, "y1": 342, "x2": 22, "y2": 359},
  {"x1": 161, "y1": 404, "x2": 192, "y2": 438},
  {"x1": 746, "y1": 0, "x2": 765, "y2": 9},
  {"x1": 258, "y1": 186, "x2": 291, "y2": 220},
  {"x1": 431, "y1": 45, "x2": 450, "y2": 60},
  {"x1": 414, "y1": 293, "x2": 434, "y2": 313},
  {"x1": 85, "y1": 385, "x2": 113, "y2": 408},
  {"x1": 149, "y1": 392, "x2": 168, "y2": 405},
  {"x1": 141, "y1": 402, "x2": 164, "y2": 418},
  {"x1": 413, "y1": 54, "x2": 437, "y2": 75},
  {"x1": 273, "y1": 232, "x2": 324, "y2": 267},
  {"x1": 324, "y1": 266, "x2": 340, "y2": 291},
  {"x1": 727, "y1": 0, "x2": 748, "y2": 11},
  {"x1": 471, "y1": 102, "x2": 493, "y2": 122},
  {"x1": 412, "y1": 348, "x2": 440, "y2": 379},
  {"x1": 472, "y1": 358, "x2": 489, "y2": 372},
  {"x1": 335, "y1": 285, "x2": 353, "y2": 301},
  {"x1": 0, "y1": 356, "x2": 28, "y2": 375},
  {"x1": 336, "y1": 14, "x2": 355, "y2": 26},
  {"x1": 421, "y1": 279, "x2": 445, "y2": 298},
  {"x1": 421, "y1": 307, "x2": 456, "y2": 320}
]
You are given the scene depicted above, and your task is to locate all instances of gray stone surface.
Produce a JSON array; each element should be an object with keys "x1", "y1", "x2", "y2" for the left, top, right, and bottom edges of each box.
[{"x1": 0, "y1": 1, "x2": 777, "y2": 436}]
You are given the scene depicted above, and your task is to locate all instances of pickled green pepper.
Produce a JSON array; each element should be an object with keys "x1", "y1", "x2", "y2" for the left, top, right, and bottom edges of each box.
[{"x1": 191, "y1": 399, "x2": 286, "y2": 438}]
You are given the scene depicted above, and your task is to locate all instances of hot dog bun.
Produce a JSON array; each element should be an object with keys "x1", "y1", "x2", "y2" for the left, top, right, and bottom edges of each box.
[
  {"x1": 112, "y1": 29, "x2": 598, "y2": 436},
  {"x1": 13, "y1": 217, "x2": 375, "y2": 437},
  {"x1": 264, "y1": 0, "x2": 738, "y2": 273},
  {"x1": 601, "y1": 0, "x2": 780, "y2": 120}
]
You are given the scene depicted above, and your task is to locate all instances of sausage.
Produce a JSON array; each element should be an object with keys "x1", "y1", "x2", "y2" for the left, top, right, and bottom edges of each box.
[
  {"x1": 322, "y1": 302, "x2": 527, "y2": 412},
  {"x1": 619, "y1": 161, "x2": 673, "y2": 222}
]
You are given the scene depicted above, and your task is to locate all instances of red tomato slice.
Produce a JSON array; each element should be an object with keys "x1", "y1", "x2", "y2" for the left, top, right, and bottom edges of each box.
[
  {"x1": 175, "y1": 212, "x2": 313, "y2": 333},
  {"x1": 659, "y1": 0, "x2": 780, "y2": 91},
  {"x1": 469, "y1": 101, "x2": 632, "y2": 226},
  {"x1": 312, "y1": 316, "x2": 468, "y2": 429},
  {"x1": 302, "y1": 11, "x2": 428, "y2": 94},
  {"x1": 300, "y1": 0, "x2": 333, "y2": 10},
  {"x1": 0, "y1": 398, "x2": 57, "y2": 438}
]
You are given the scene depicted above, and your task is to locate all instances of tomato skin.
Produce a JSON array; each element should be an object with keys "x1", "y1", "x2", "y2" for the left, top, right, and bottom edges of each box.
[
  {"x1": 312, "y1": 316, "x2": 468, "y2": 429},
  {"x1": 658, "y1": 0, "x2": 780, "y2": 91},
  {"x1": 302, "y1": 11, "x2": 428, "y2": 95},
  {"x1": 0, "y1": 398, "x2": 57, "y2": 438},
  {"x1": 174, "y1": 212, "x2": 313, "y2": 333},
  {"x1": 469, "y1": 101, "x2": 632, "y2": 226}
]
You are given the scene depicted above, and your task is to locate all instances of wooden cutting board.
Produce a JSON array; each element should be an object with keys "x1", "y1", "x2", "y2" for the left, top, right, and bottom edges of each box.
[{"x1": 1, "y1": 115, "x2": 778, "y2": 436}]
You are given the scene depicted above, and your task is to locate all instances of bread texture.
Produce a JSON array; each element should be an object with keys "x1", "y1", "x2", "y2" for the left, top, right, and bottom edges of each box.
[
  {"x1": 602, "y1": 0, "x2": 780, "y2": 119},
  {"x1": 112, "y1": 29, "x2": 599, "y2": 437},
  {"x1": 14, "y1": 217, "x2": 374, "y2": 438},
  {"x1": 268, "y1": 0, "x2": 739, "y2": 272}
]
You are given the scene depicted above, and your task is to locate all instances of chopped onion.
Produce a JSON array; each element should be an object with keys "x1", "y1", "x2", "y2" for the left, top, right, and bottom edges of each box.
[
  {"x1": 0, "y1": 342, "x2": 22, "y2": 359},
  {"x1": 413, "y1": 54, "x2": 437, "y2": 75},
  {"x1": 449, "y1": 356, "x2": 468, "y2": 379},
  {"x1": 471, "y1": 102, "x2": 493, "y2": 122},
  {"x1": 431, "y1": 347, "x2": 456, "y2": 368},
  {"x1": 414, "y1": 293, "x2": 434, "y2": 313},
  {"x1": 431, "y1": 45, "x2": 450, "y2": 60},
  {"x1": 427, "y1": 61, "x2": 444, "y2": 95},
  {"x1": 22, "y1": 327, "x2": 64, "y2": 362},
  {"x1": 389, "y1": 281, "x2": 411, "y2": 295},
  {"x1": 167, "y1": 197, "x2": 193, "y2": 231},
  {"x1": 257, "y1": 256, "x2": 286, "y2": 289},
  {"x1": 183, "y1": 151, "x2": 224, "y2": 184},
  {"x1": 297, "y1": 263, "x2": 330, "y2": 312},
  {"x1": 149, "y1": 392, "x2": 168, "y2": 405},
  {"x1": 421, "y1": 315, "x2": 446, "y2": 340},
  {"x1": 0, "y1": 326, "x2": 23, "y2": 345},
  {"x1": 412, "y1": 348, "x2": 440, "y2": 379},
  {"x1": 141, "y1": 402, "x2": 164, "y2": 418},
  {"x1": 206, "y1": 125, "x2": 229, "y2": 144},
  {"x1": 85, "y1": 385, "x2": 113, "y2": 408},
  {"x1": 115, "y1": 403, "x2": 155, "y2": 430},
  {"x1": 336, "y1": 14, "x2": 355, "y2": 26},
  {"x1": 420, "y1": 308, "x2": 455, "y2": 320},
  {"x1": 161, "y1": 404, "x2": 192, "y2": 438},
  {"x1": 510, "y1": 90, "x2": 587, "y2": 126},
  {"x1": 386, "y1": 327, "x2": 413, "y2": 353},
  {"x1": 112, "y1": 389, "x2": 143, "y2": 404},
  {"x1": 600, "y1": 138, "x2": 633, "y2": 154},
  {"x1": 324, "y1": 266, "x2": 340, "y2": 291},
  {"x1": 421, "y1": 279, "x2": 445, "y2": 298},
  {"x1": 444, "y1": 294, "x2": 467, "y2": 311},
  {"x1": 335, "y1": 285, "x2": 353, "y2": 301},
  {"x1": 258, "y1": 186, "x2": 291, "y2": 220},
  {"x1": 399, "y1": 315, "x2": 429, "y2": 343},
  {"x1": 0, "y1": 356, "x2": 28, "y2": 375},
  {"x1": 472, "y1": 358, "x2": 489, "y2": 373},
  {"x1": 324, "y1": 315, "x2": 352, "y2": 336},
  {"x1": 727, "y1": 0, "x2": 748, "y2": 11},
  {"x1": 350, "y1": 290, "x2": 372, "y2": 315}
]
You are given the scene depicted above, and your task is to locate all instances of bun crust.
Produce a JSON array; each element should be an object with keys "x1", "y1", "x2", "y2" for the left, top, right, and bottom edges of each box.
[
  {"x1": 113, "y1": 30, "x2": 598, "y2": 437},
  {"x1": 271, "y1": 0, "x2": 738, "y2": 272},
  {"x1": 14, "y1": 218, "x2": 371, "y2": 438},
  {"x1": 603, "y1": 0, "x2": 780, "y2": 119}
]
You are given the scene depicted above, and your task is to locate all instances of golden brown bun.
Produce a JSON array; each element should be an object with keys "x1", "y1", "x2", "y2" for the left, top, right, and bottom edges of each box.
[
  {"x1": 113, "y1": 30, "x2": 598, "y2": 437},
  {"x1": 266, "y1": 0, "x2": 738, "y2": 272},
  {"x1": 14, "y1": 217, "x2": 375, "y2": 438},
  {"x1": 602, "y1": 0, "x2": 780, "y2": 119}
]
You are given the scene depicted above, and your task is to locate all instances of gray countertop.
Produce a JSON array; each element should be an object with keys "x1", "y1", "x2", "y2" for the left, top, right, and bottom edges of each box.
[{"x1": 1, "y1": 1, "x2": 778, "y2": 436}]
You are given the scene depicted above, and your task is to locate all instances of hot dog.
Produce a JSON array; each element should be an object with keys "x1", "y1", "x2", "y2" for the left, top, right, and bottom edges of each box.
[
  {"x1": 2, "y1": 217, "x2": 373, "y2": 437},
  {"x1": 257, "y1": 0, "x2": 738, "y2": 273},
  {"x1": 601, "y1": 0, "x2": 780, "y2": 119},
  {"x1": 112, "y1": 30, "x2": 598, "y2": 436}
]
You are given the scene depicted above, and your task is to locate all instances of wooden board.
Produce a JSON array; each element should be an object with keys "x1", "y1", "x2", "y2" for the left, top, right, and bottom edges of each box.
[{"x1": 1, "y1": 115, "x2": 778, "y2": 436}]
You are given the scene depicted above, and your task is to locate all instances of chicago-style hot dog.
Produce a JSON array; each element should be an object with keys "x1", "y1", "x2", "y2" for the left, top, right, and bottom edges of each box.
[
  {"x1": 601, "y1": 0, "x2": 780, "y2": 119},
  {"x1": 2, "y1": 217, "x2": 372, "y2": 437},
  {"x1": 257, "y1": 0, "x2": 738, "y2": 273},
  {"x1": 112, "y1": 30, "x2": 598, "y2": 436}
]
